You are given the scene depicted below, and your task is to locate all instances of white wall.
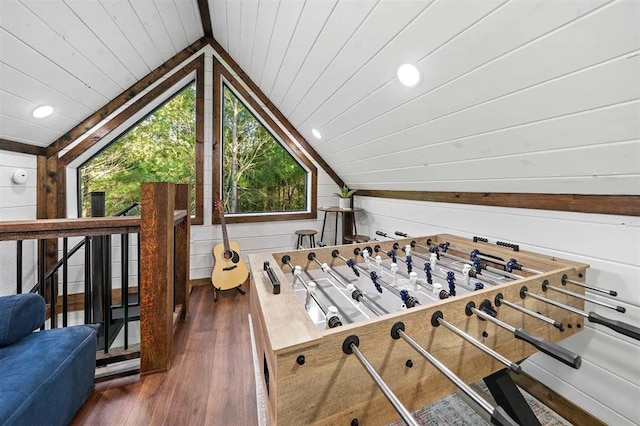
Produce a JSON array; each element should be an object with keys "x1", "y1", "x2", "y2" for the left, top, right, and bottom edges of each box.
[
  {"x1": 0, "y1": 151, "x2": 37, "y2": 295},
  {"x1": 355, "y1": 195, "x2": 640, "y2": 424}
]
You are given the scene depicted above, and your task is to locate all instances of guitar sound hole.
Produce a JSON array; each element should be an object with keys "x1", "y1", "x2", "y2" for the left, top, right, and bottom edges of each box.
[{"x1": 224, "y1": 250, "x2": 240, "y2": 263}]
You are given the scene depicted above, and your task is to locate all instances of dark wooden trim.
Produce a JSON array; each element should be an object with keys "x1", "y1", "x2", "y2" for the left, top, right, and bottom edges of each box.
[
  {"x1": 511, "y1": 372, "x2": 606, "y2": 426},
  {"x1": 196, "y1": 0, "x2": 213, "y2": 38},
  {"x1": 193, "y1": 57, "x2": 205, "y2": 226},
  {"x1": 206, "y1": 36, "x2": 344, "y2": 188},
  {"x1": 356, "y1": 190, "x2": 640, "y2": 216},
  {"x1": 60, "y1": 55, "x2": 203, "y2": 166},
  {"x1": 223, "y1": 211, "x2": 317, "y2": 224},
  {"x1": 47, "y1": 38, "x2": 208, "y2": 156},
  {"x1": 0, "y1": 138, "x2": 46, "y2": 156},
  {"x1": 212, "y1": 55, "x2": 222, "y2": 222},
  {"x1": 0, "y1": 216, "x2": 141, "y2": 241},
  {"x1": 212, "y1": 57, "x2": 318, "y2": 225}
]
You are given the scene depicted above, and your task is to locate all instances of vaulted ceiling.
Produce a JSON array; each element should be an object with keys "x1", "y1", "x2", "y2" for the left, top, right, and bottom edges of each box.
[{"x1": 1, "y1": 0, "x2": 638, "y2": 194}]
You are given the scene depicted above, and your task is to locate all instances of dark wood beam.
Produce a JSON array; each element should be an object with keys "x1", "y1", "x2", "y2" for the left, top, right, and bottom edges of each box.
[
  {"x1": 196, "y1": 0, "x2": 213, "y2": 38},
  {"x1": 47, "y1": 38, "x2": 208, "y2": 156},
  {"x1": 0, "y1": 138, "x2": 46, "y2": 156},
  {"x1": 356, "y1": 190, "x2": 640, "y2": 216},
  {"x1": 206, "y1": 36, "x2": 345, "y2": 188},
  {"x1": 59, "y1": 55, "x2": 204, "y2": 166}
]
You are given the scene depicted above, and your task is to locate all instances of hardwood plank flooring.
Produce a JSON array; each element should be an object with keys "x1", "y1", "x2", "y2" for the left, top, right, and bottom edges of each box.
[{"x1": 72, "y1": 284, "x2": 258, "y2": 425}]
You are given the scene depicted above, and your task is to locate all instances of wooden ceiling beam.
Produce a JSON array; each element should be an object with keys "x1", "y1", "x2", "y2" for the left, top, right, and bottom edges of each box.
[
  {"x1": 196, "y1": 0, "x2": 213, "y2": 38},
  {"x1": 0, "y1": 138, "x2": 46, "y2": 156}
]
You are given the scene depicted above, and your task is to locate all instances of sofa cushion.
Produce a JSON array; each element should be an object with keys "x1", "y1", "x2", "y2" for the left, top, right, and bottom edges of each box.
[
  {"x1": 0, "y1": 294, "x2": 45, "y2": 347},
  {"x1": 0, "y1": 324, "x2": 98, "y2": 426}
]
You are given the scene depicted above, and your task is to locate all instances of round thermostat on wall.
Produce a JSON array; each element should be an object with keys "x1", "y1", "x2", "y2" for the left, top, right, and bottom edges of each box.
[{"x1": 11, "y1": 169, "x2": 28, "y2": 185}]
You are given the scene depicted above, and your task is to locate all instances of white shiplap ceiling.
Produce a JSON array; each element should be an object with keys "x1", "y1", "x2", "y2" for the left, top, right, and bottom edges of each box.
[
  {"x1": 210, "y1": 0, "x2": 640, "y2": 194},
  {"x1": 1, "y1": 0, "x2": 639, "y2": 194},
  {"x1": 0, "y1": 0, "x2": 203, "y2": 147}
]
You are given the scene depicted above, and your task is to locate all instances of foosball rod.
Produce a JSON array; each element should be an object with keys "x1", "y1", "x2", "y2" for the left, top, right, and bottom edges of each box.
[
  {"x1": 342, "y1": 335, "x2": 420, "y2": 426},
  {"x1": 562, "y1": 274, "x2": 618, "y2": 297},
  {"x1": 431, "y1": 311, "x2": 522, "y2": 374},
  {"x1": 495, "y1": 293, "x2": 564, "y2": 330},
  {"x1": 333, "y1": 249, "x2": 420, "y2": 307},
  {"x1": 520, "y1": 286, "x2": 640, "y2": 341},
  {"x1": 390, "y1": 323, "x2": 518, "y2": 426},
  {"x1": 542, "y1": 281, "x2": 626, "y2": 313},
  {"x1": 467, "y1": 301, "x2": 582, "y2": 369},
  {"x1": 425, "y1": 250, "x2": 504, "y2": 288},
  {"x1": 398, "y1": 232, "x2": 619, "y2": 298},
  {"x1": 281, "y1": 256, "x2": 343, "y2": 328},
  {"x1": 394, "y1": 231, "x2": 525, "y2": 281},
  {"x1": 367, "y1": 247, "x2": 445, "y2": 300},
  {"x1": 363, "y1": 246, "x2": 411, "y2": 279},
  {"x1": 305, "y1": 252, "x2": 388, "y2": 317}
]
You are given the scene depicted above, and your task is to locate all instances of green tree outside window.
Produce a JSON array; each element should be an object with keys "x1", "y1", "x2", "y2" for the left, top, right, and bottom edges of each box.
[
  {"x1": 80, "y1": 83, "x2": 196, "y2": 217},
  {"x1": 222, "y1": 84, "x2": 307, "y2": 214}
]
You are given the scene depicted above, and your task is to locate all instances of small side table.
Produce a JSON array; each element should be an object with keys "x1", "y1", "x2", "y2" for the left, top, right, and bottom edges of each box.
[{"x1": 318, "y1": 206, "x2": 363, "y2": 245}]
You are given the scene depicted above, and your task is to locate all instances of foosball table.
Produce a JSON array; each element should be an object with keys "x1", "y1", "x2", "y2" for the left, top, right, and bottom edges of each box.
[{"x1": 248, "y1": 233, "x2": 638, "y2": 425}]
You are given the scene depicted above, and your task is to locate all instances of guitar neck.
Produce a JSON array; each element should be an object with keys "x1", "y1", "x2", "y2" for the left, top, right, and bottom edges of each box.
[{"x1": 219, "y1": 210, "x2": 231, "y2": 253}]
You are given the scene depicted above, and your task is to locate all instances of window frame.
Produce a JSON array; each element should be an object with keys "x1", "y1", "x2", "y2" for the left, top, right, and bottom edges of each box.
[
  {"x1": 66, "y1": 55, "x2": 205, "y2": 225},
  {"x1": 212, "y1": 58, "x2": 317, "y2": 224}
]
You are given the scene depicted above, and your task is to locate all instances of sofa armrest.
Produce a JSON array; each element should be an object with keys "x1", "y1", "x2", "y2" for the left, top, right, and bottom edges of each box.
[{"x1": 0, "y1": 293, "x2": 45, "y2": 347}]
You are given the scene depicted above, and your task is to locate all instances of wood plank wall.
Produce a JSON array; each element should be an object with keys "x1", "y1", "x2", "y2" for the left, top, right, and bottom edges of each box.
[{"x1": 354, "y1": 195, "x2": 640, "y2": 425}]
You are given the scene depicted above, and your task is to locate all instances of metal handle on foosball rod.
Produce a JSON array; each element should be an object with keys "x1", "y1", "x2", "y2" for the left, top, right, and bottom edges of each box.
[
  {"x1": 432, "y1": 311, "x2": 522, "y2": 374},
  {"x1": 468, "y1": 301, "x2": 581, "y2": 369},
  {"x1": 390, "y1": 323, "x2": 517, "y2": 426},
  {"x1": 342, "y1": 336, "x2": 419, "y2": 426},
  {"x1": 542, "y1": 281, "x2": 626, "y2": 313},
  {"x1": 521, "y1": 287, "x2": 640, "y2": 341},
  {"x1": 562, "y1": 274, "x2": 618, "y2": 297},
  {"x1": 495, "y1": 293, "x2": 563, "y2": 330}
]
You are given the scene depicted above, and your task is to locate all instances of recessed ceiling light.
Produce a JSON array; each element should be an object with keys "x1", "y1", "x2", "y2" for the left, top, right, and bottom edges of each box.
[
  {"x1": 311, "y1": 128, "x2": 322, "y2": 139},
  {"x1": 32, "y1": 105, "x2": 53, "y2": 118},
  {"x1": 397, "y1": 64, "x2": 420, "y2": 87}
]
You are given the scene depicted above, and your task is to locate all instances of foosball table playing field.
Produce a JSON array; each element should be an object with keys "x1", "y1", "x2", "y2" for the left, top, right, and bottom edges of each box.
[{"x1": 248, "y1": 233, "x2": 639, "y2": 425}]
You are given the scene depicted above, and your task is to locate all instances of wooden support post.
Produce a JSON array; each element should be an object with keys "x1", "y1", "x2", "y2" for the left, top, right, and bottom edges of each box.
[
  {"x1": 140, "y1": 182, "x2": 175, "y2": 375},
  {"x1": 174, "y1": 183, "x2": 190, "y2": 320}
]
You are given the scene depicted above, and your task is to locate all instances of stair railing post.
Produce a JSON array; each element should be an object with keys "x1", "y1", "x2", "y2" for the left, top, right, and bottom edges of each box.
[{"x1": 140, "y1": 182, "x2": 175, "y2": 374}]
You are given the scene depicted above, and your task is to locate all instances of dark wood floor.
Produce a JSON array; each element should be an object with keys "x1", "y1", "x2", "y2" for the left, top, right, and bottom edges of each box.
[{"x1": 72, "y1": 284, "x2": 258, "y2": 425}]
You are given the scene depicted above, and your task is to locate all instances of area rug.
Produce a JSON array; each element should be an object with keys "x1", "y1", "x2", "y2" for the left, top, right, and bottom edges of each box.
[{"x1": 249, "y1": 314, "x2": 568, "y2": 425}]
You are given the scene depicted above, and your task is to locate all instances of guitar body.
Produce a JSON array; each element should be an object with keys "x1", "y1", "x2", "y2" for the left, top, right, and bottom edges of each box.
[{"x1": 211, "y1": 240, "x2": 249, "y2": 291}]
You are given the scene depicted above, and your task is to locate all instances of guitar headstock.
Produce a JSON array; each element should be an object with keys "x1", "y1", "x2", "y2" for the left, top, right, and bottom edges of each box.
[{"x1": 215, "y1": 199, "x2": 225, "y2": 213}]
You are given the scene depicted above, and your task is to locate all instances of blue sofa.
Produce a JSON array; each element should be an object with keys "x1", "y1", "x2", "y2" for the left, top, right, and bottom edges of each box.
[{"x1": 0, "y1": 293, "x2": 98, "y2": 426}]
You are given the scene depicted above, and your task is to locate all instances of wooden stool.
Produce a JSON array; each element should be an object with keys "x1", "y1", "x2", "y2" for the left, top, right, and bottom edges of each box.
[
  {"x1": 295, "y1": 229, "x2": 317, "y2": 249},
  {"x1": 344, "y1": 234, "x2": 370, "y2": 244}
]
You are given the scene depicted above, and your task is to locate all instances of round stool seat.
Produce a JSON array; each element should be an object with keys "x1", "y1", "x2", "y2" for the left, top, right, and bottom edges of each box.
[
  {"x1": 295, "y1": 229, "x2": 317, "y2": 249},
  {"x1": 344, "y1": 234, "x2": 370, "y2": 244}
]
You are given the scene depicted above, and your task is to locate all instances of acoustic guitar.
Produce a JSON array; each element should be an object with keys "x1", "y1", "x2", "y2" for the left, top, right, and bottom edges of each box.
[{"x1": 211, "y1": 200, "x2": 249, "y2": 297}]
